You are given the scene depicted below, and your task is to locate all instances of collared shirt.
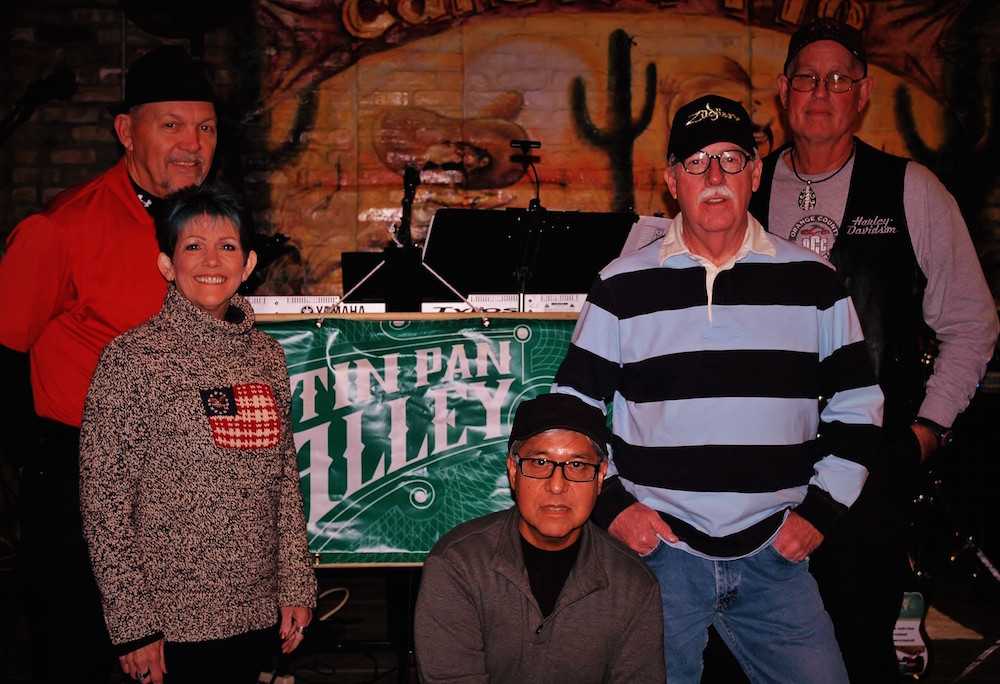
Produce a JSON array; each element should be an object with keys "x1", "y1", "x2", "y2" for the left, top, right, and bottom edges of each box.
[
  {"x1": 659, "y1": 213, "x2": 778, "y2": 322},
  {"x1": 0, "y1": 158, "x2": 167, "y2": 426},
  {"x1": 553, "y1": 211, "x2": 883, "y2": 557}
]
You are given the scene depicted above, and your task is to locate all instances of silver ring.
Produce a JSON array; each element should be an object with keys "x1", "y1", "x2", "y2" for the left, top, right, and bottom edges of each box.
[
  {"x1": 297, "y1": 625, "x2": 306, "y2": 635},
  {"x1": 137, "y1": 670, "x2": 150, "y2": 682}
]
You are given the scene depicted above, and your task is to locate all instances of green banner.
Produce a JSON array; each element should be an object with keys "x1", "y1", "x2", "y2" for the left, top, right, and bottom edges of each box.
[{"x1": 260, "y1": 316, "x2": 576, "y2": 565}]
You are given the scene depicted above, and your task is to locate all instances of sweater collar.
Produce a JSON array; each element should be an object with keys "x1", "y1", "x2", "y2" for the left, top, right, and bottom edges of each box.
[{"x1": 161, "y1": 283, "x2": 255, "y2": 337}]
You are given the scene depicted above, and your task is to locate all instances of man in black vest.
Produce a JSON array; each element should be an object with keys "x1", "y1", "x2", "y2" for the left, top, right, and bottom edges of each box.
[{"x1": 748, "y1": 18, "x2": 999, "y2": 682}]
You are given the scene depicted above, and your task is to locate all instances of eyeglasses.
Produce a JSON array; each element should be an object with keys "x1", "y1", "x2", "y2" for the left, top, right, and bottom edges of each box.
[
  {"x1": 789, "y1": 73, "x2": 863, "y2": 93},
  {"x1": 676, "y1": 149, "x2": 751, "y2": 175},
  {"x1": 514, "y1": 456, "x2": 600, "y2": 482}
]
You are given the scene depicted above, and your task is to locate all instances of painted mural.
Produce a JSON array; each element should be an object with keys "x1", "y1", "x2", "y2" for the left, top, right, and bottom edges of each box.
[{"x1": 249, "y1": 0, "x2": 999, "y2": 298}]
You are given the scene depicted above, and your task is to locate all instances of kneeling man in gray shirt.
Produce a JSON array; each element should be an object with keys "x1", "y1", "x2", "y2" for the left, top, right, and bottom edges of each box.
[{"x1": 414, "y1": 393, "x2": 665, "y2": 683}]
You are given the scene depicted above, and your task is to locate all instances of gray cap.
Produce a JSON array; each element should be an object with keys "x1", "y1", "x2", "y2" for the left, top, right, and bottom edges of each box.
[{"x1": 784, "y1": 18, "x2": 867, "y2": 75}]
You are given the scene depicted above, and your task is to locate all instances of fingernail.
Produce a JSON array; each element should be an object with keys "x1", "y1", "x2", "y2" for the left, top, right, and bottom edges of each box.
[{"x1": 280, "y1": 631, "x2": 286, "y2": 639}]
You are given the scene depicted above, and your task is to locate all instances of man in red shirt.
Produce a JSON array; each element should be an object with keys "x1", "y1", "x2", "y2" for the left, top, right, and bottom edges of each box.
[{"x1": 0, "y1": 45, "x2": 218, "y2": 683}]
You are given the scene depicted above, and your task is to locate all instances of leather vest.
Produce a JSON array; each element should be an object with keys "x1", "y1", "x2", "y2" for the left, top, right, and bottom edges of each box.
[{"x1": 751, "y1": 139, "x2": 930, "y2": 430}]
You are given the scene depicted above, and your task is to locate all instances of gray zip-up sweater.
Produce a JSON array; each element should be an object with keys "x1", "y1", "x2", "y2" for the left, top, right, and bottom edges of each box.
[
  {"x1": 414, "y1": 507, "x2": 666, "y2": 683},
  {"x1": 80, "y1": 286, "x2": 316, "y2": 651}
]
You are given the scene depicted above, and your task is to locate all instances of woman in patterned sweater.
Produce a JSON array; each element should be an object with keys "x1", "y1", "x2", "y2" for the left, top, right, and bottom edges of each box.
[{"x1": 80, "y1": 185, "x2": 316, "y2": 684}]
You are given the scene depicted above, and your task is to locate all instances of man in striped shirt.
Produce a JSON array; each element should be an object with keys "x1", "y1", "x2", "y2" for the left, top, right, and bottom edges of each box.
[{"x1": 553, "y1": 94, "x2": 883, "y2": 684}]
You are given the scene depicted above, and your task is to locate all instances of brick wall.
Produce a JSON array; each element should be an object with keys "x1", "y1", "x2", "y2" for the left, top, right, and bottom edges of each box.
[{"x1": 0, "y1": 2, "x2": 249, "y2": 251}]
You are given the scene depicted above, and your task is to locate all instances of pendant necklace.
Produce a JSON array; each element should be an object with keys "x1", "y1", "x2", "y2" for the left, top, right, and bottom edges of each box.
[{"x1": 790, "y1": 143, "x2": 855, "y2": 211}]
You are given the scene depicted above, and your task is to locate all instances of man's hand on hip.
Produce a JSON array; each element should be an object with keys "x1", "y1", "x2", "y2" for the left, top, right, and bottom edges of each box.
[
  {"x1": 608, "y1": 502, "x2": 678, "y2": 555},
  {"x1": 773, "y1": 511, "x2": 824, "y2": 562}
]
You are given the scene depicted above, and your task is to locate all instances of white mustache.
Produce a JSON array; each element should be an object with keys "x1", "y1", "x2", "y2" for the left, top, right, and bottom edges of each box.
[{"x1": 698, "y1": 186, "x2": 735, "y2": 203}]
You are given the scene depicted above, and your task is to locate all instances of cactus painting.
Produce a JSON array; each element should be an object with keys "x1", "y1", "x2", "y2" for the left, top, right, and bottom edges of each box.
[{"x1": 572, "y1": 29, "x2": 657, "y2": 213}]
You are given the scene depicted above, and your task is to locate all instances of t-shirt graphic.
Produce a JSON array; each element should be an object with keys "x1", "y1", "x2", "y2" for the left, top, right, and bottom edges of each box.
[{"x1": 788, "y1": 215, "x2": 838, "y2": 260}]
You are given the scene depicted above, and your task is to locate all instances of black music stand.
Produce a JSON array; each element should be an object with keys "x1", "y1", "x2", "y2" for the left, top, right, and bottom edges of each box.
[
  {"x1": 420, "y1": 207, "x2": 638, "y2": 301},
  {"x1": 342, "y1": 208, "x2": 637, "y2": 312},
  {"x1": 341, "y1": 247, "x2": 451, "y2": 312}
]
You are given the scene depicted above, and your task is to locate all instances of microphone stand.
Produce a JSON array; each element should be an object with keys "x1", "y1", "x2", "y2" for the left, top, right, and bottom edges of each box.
[
  {"x1": 343, "y1": 164, "x2": 423, "y2": 311},
  {"x1": 389, "y1": 164, "x2": 420, "y2": 248},
  {"x1": 0, "y1": 68, "x2": 77, "y2": 146},
  {"x1": 510, "y1": 139, "x2": 544, "y2": 212}
]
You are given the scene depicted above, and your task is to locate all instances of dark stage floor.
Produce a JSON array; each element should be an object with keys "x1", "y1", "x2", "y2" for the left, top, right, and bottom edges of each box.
[{"x1": 4, "y1": 560, "x2": 1000, "y2": 684}]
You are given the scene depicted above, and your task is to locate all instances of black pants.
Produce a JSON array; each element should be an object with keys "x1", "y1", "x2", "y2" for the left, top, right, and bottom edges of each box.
[
  {"x1": 810, "y1": 427, "x2": 921, "y2": 683},
  {"x1": 163, "y1": 627, "x2": 272, "y2": 684},
  {"x1": 19, "y1": 419, "x2": 114, "y2": 684}
]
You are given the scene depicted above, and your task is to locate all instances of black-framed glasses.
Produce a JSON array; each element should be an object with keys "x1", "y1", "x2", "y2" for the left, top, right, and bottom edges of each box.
[
  {"x1": 676, "y1": 149, "x2": 751, "y2": 175},
  {"x1": 514, "y1": 456, "x2": 600, "y2": 482},
  {"x1": 789, "y1": 73, "x2": 862, "y2": 93}
]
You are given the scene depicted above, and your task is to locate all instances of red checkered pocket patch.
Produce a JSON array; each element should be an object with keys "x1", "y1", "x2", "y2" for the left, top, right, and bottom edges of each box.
[{"x1": 199, "y1": 383, "x2": 281, "y2": 450}]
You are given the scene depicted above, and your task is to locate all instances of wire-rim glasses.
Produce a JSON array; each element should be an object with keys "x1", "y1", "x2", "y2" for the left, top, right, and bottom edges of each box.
[
  {"x1": 676, "y1": 149, "x2": 752, "y2": 175},
  {"x1": 789, "y1": 73, "x2": 862, "y2": 93},
  {"x1": 514, "y1": 456, "x2": 600, "y2": 482}
]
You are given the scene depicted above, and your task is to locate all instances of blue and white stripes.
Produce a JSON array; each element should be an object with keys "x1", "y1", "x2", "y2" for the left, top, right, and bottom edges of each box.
[{"x1": 554, "y1": 218, "x2": 883, "y2": 558}]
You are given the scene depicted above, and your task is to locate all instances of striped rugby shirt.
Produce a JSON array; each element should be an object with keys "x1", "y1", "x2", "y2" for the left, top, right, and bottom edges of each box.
[{"x1": 554, "y1": 213, "x2": 883, "y2": 559}]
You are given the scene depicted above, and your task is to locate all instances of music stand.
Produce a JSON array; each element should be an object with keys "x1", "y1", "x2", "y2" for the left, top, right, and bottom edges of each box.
[
  {"x1": 420, "y1": 208, "x2": 638, "y2": 303},
  {"x1": 341, "y1": 247, "x2": 452, "y2": 312}
]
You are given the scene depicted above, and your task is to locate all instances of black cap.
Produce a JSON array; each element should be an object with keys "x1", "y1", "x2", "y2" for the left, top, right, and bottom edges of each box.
[
  {"x1": 784, "y1": 18, "x2": 867, "y2": 75},
  {"x1": 507, "y1": 394, "x2": 609, "y2": 455},
  {"x1": 110, "y1": 46, "x2": 216, "y2": 116},
  {"x1": 667, "y1": 95, "x2": 756, "y2": 162}
]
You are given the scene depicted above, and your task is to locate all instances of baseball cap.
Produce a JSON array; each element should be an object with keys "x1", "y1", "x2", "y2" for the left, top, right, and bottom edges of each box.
[
  {"x1": 110, "y1": 45, "x2": 216, "y2": 116},
  {"x1": 667, "y1": 95, "x2": 756, "y2": 163},
  {"x1": 784, "y1": 18, "x2": 868, "y2": 75},
  {"x1": 507, "y1": 394, "x2": 610, "y2": 455}
]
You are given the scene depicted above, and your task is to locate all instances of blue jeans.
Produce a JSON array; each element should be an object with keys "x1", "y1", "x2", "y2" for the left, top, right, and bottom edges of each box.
[{"x1": 644, "y1": 541, "x2": 848, "y2": 684}]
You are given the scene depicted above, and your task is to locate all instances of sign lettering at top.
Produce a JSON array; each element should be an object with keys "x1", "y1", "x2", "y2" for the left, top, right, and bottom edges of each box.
[{"x1": 260, "y1": 316, "x2": 578, "y2": 565}]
